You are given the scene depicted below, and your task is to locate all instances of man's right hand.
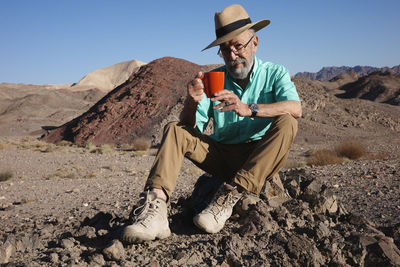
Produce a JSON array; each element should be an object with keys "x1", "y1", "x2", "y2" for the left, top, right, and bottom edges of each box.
[{"x1": 187, "y1": 71, "x2": 204, "y2": 104}]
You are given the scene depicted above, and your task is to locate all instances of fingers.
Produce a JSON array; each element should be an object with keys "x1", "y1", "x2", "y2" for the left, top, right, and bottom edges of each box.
[
  {"x1": 211, "y1": 90, "x2": 249, "y2": 116},
  {"x1": 187, "y1": 74, "x2": 205, "y2": 103},
  {"x1": 211, "y1": 90, "x2": 235, "y2": 104},
  {"x1": 212, "y1": 90, "x2": 238, "y2": 110}
]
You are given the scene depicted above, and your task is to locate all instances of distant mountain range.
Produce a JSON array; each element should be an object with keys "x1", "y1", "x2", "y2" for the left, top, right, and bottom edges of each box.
[{"x1": 295, "y1": 65, "x2": 400, "y2": 81}]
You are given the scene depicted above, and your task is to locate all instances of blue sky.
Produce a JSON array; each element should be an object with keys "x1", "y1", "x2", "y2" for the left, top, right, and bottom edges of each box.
[{"x1": 1, "y1": 0, "x2": 399, "y2": 84}]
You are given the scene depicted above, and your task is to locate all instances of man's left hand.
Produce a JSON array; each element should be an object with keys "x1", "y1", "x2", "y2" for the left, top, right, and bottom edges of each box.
[{"x1": 211, "y1": 90, "x2": 251, "y2": 117}]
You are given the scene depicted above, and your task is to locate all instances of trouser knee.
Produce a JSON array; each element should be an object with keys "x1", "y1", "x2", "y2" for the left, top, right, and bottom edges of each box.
[
  {"x1": 163, "y1": 121, "x2": 180, "y2": 134},
  {"x1": 273, "y1": 114, "x2": 298, "y2": 137}
]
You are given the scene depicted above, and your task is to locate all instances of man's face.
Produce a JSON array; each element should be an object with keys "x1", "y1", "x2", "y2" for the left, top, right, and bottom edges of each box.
[{"x1": 219, "y1": 30, "x2": 258, "y2": 80}]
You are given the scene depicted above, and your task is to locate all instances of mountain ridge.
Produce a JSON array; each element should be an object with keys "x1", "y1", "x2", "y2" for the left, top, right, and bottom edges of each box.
[{"x1": 295, "y1": 65, "x2": 400, "y2": 81}]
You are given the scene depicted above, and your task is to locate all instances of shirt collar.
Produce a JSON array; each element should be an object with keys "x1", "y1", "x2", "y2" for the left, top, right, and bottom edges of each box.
[{"x1": 249, "y1": 56, "x2": 260, "y2": 83}]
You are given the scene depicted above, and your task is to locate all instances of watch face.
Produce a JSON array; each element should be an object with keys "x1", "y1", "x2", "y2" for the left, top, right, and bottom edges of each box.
[
  {"x1": 250, "y1": 104, "x2": 258, "y2": 117},
  {"x1": 250, "y1": 104, "x2": 258, "y2": 112}
]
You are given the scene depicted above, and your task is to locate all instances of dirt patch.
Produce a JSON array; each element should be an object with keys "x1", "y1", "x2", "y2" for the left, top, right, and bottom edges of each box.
[{"x1": 0, "y1": 146, "x2": 399, "y2": 265}]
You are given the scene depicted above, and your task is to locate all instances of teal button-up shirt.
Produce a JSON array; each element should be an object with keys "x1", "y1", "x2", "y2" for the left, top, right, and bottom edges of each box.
[{"x1": 195, "y1": 56, "x2": 300, "y2": 144}]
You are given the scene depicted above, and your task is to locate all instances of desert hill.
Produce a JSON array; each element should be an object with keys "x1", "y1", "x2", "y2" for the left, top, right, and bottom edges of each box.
[
  {"x1": 42, "y1": 57, "x2": 216, "y2": 146},
  {"x1": 0, "y1": 59, "x2": 146, "y2": 136},
  {"x1": 295, "y1": 64, "x2": 400, "y2": 81},
  {"x1": 336, "y1": 70, "x2": 400, "y2": 105},
  {"x1": 71, "y1": 59, "x2": 146, "y2": 92},
  {"x1": 0, "y1": 83, "x2": 105, "y2": 136}
]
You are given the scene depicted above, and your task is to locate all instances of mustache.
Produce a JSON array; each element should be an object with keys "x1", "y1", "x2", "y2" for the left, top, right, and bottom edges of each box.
[{"x1": 227, "y1": 58, "x2": 247, "y2": 67}]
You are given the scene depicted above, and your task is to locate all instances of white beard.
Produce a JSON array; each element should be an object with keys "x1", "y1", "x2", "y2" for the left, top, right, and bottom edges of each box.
[{"x1": 226, "y1": 54, "x2": 254, "y2": 80}]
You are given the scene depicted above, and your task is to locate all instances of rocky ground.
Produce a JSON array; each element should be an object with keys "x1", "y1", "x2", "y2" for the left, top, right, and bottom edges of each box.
[{"x1": 0, "y1": 137, "x2": 399, "y2": 266}]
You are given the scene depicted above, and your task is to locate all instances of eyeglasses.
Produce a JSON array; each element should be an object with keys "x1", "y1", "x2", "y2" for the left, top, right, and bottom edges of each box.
[{"x1": 218, "y1": 35, "x2": 254, "y2": 57}]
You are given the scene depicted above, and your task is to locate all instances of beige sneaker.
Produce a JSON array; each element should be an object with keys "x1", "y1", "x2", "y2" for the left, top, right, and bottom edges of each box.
[
  {"x1": 193, "y1": 183, "x2": 242, "y2": 233},
  {"x1": 122, "y1": 191, "x2": 171, "y2": 243}
]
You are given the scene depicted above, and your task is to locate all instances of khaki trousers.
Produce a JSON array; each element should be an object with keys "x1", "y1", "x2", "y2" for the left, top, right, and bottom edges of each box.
[{"x1": 145, "y1": 114, "x2": 298, "y2": 198}]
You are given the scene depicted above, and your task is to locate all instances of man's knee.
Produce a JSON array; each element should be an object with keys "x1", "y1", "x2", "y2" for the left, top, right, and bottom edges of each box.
[
  {"x1": 274, "y1": 114, "x2": 298, "y2": 136},
  {"x1": 162, "y1": 121, "x2": 199, "y2": 142},
  {"x1": 163, "y1": 121, "x2": 180, "y2": 134}
]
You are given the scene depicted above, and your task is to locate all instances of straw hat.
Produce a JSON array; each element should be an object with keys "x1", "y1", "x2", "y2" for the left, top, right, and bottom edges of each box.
[{"x1": 202, "y1": 4, "x2": 270, "y2": 51}]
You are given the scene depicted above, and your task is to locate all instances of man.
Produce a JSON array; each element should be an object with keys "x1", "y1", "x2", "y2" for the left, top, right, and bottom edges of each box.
[{"x1": 122, "y1": 4, "x2": 301, "y2": 243}]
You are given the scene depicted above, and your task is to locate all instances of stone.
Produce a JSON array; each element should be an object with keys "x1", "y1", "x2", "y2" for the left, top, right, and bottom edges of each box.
[
  {"x1": 76, "y1": 225, "x2": 97, "y2": 241},
  {"x1": 264, "y1": 173, "x2": 287, "y2": 199},
  {"x1": 377, "y1": 237, "x2": 400, "y2": 265},
  {"x1": 263, "y1": 173, "x2": 291, "y2": 208},
  {"x1": 15, "y1": 234, "x2": 43, "y2": 252},
  {"x1": 148, "y1": 261, "x2": 160, "y2": 267},
  {"x1": 323, "y1": 191, "x2": 338, "y2": 214},
  {"x1": 90, "y1": 253, "x2": 106, "y2": 266},
  {"x1": 49, "y1": 252, "x2": 59, "y2": 263},
  {"x1": 0, "y1": 241, "x2": 15, "y2": 264},
  {"x1": 60, "y1": 238, "x2": 75, "y2": 249},
  {"x1": 315, "y1": 222, "x2": 331, "y2": 239},
  {"x1": 235, "y1": 192, "x2": 260, "y2": 216},
  {"x1": 286, "y1": 178, "x2": 300, "y2": 198},
  {"x1": 102, "y1": 239, "x2": 125, "y2": 261},
  {"x1": 0, "y1": 202, "x2": 13, "y2": 210}
]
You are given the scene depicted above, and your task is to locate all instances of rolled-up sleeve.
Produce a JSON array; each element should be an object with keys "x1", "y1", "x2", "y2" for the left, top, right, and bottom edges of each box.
[
  {"x1": 274, "y1": 68, "x2": 300, "y2": 102},
  {"x1": 195, "y1": 95, "x2": 212, "y2": 133}
]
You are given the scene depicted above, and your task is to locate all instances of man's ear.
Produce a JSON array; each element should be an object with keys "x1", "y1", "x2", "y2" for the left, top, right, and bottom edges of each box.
[{"x1": 253, "y1": 35, "x2": 259, "y2": 53}]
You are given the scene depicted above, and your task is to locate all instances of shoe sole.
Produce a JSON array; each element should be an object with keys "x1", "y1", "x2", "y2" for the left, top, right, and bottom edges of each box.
[
  {"x1": 122, "y1": 226, "x2": 171, "y2": 243},
  {"x1": 193, "y1": 214, "x2": 222, "y2": 234}
]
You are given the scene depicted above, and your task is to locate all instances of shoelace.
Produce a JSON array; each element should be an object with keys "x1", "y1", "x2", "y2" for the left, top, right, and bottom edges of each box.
[
  {"x1": 209, "y1": 186, "x2": 241, "y2": 219},
  {"x1": 132, "y1": 192, "x2": 160, "y2": 226}
]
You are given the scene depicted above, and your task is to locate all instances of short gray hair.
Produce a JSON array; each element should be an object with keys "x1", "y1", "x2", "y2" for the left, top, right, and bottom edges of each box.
[{"x1": 248, "y1": 28, "x2": 256, "y2": 36}]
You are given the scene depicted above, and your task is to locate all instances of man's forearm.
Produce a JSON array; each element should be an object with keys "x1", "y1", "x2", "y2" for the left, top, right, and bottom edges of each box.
[
  {"x1": 180, "y1": 98, "x2": 198, "y2": 127},
  {"x1": 255, "y1": 100, "x2": 302, "y2": 119}
]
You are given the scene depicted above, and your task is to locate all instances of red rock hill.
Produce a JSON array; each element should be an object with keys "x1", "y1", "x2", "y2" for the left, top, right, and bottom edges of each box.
[{"x1": 42, "y1": 57, "x2": 208, "y2": 146}]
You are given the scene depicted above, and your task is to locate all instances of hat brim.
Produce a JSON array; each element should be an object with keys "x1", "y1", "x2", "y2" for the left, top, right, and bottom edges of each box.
[{"x1": 202, "y1": 19, "x2": 270, "y2": 51}]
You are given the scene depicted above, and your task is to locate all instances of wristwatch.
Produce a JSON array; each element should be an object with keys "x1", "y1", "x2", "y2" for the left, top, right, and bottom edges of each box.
[{"x1": 249, "y1": 104, "x2": 259, "y2": 118}]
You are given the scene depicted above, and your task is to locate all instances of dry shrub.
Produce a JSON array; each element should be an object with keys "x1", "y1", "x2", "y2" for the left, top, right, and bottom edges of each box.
[
  {"x1": 85, "y1": 142, "x2": 97, "y2": 153},
  {"x1": 20, "y1": 142, "x2": 32, "y2": 150},
  {"x1": 306, "y1": 140, "x2": 387, "y2": 166},
  {"x1": 85, "y1": 143, "x2": 115, "y2": 154},
  {"x1": 57, "y1": 140, "x2": 73, "y2": 147},
  {"x1": 0, "y1": 171, "x2": 13, "y2": 182},
  {"x1": 132, "y1": 151, "x2": 147, "y2": 157},
  {"x1": 334, "y1": 140, "x2": 366, "y2": 160},
  {"x1": 133, "y1": 138, "x2": 151, "y2": 151},
  {"x1": 40, "y1": 144, "x2": 57, "y2": 153},
  {"x1": 33, "y1": 141, "x2": 47, "y2": 149},
  {"x1": 306, "y1": 149, "x2": 344, "y2": 166},
  {"x1": 97, "y1": 144, "x2": 114, "y2": 154}
]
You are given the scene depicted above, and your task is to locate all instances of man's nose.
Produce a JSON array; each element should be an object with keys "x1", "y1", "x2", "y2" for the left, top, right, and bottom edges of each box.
[{"x1": 228, "y1": 50, "x2": 238, "y2": 61}]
